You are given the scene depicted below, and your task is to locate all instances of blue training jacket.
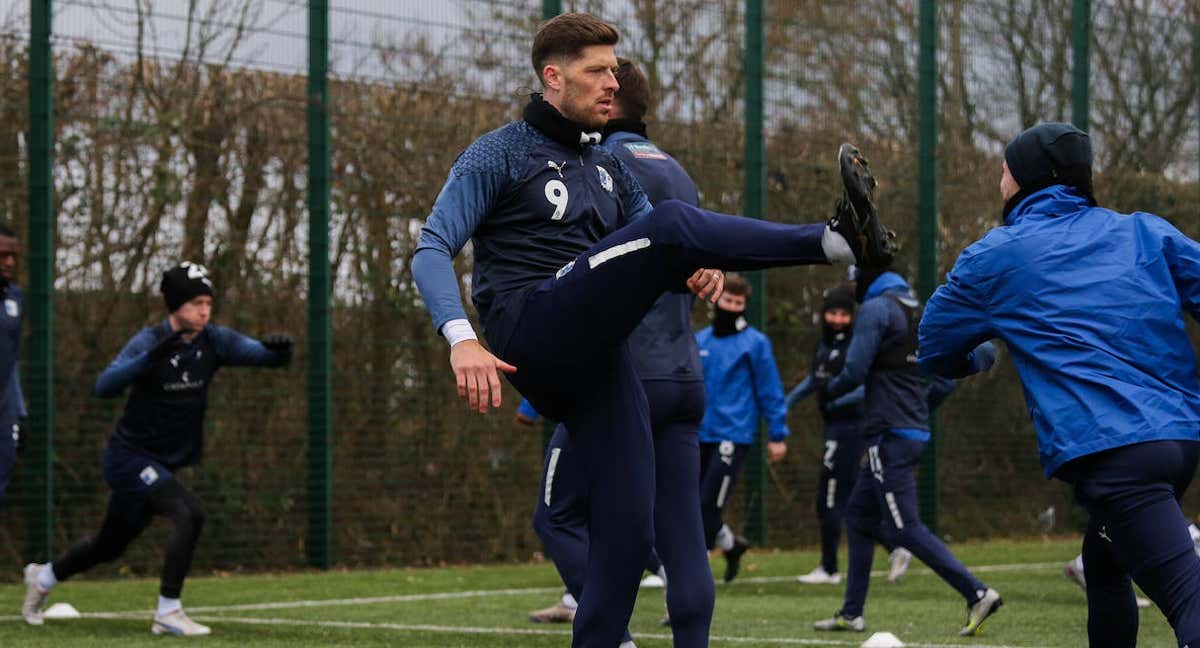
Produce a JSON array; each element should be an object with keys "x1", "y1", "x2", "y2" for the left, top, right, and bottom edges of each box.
[
  {"x1": 696, "y1": 324, "x2": 789, "y2": 444},
  {"x1": 602, "y1": 129, "x2": 703, "y2": 382},
  {"x1": 919, "y1": 185, "x2": 1200, "y2": 477}
]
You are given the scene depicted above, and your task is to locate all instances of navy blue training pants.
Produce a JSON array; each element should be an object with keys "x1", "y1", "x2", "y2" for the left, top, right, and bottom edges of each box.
[
  {"x1": 699, "y1": 441, "x2": 750, "y2": 550},
  {"x1": 1056, "y1": 440, "x2": 1200, "y2": 648},
  {"x1": 534, "y1": 379, "x2": 714, "y2": 647},
  {"x1": 841, "y1": 434, "x2": 985, "y2": 618},
  {"x1": 500, "y1": 200, "x2": 828, "y2": 647},
  {"x1": 816, "y1": 419, "x2": 864, "y2": 575}
]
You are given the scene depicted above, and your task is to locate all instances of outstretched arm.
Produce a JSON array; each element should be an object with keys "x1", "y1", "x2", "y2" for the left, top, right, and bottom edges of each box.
[
  {"x1": 95, "y1": 328, "x2": 160, "y2": 398},
  {"x1": 825, "y1": 299, "x2": 887, "y2": 397},
  {"x1": 919, "y1": 251, "x2": 995, "y2": 378},
  {"x1": 784, "y1": 375, "x2": 815, "y2": 410},
  {"x1": 210, "y1": 326, "x2": 291, "y2": 367}
]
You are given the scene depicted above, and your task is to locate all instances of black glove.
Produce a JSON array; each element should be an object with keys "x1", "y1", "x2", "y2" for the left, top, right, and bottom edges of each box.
[
  {"x1": 13, "y1": 418, "x2": 25, "y2": 454},
  {"x1": 147, "y1": 328, "x2": 189, "y2": 364},
  {"x1": 260, "y1": 333, "x2": 294, "y2": 358}
]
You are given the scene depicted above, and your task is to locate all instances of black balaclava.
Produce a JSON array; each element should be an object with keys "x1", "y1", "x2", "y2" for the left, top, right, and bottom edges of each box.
[
  {"x1": 161, "y1": 262, "x2": 214, "y2": 312},
  {"x1": 820, "y1": 284, "x2": 856, "y2": 344},
  {"x1": 523, "y1": 93, "x2": 602, "y2": 149},
  {"x1": 1003, "y1": 122, "x2": 1096, "y2": 219},
  {"x1": 712, "y1": 300, "x2": 748, "y2": 338}
]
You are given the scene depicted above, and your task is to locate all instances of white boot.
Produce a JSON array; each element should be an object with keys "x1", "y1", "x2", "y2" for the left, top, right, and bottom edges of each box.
[{"x1": 152, "y1": 608, "x2": 212, "y2": 636}]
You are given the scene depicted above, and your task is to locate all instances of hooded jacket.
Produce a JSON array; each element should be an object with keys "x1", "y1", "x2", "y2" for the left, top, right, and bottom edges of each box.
[
  {"x1": 696, "y1": 323, "x2": 789, "y2": 444},
  {"x1": 920, "y1": 185, "x2": 1200, "y2": 477}
]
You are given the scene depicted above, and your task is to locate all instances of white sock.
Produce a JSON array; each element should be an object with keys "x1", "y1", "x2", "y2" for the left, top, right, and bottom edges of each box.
[
  {"x1": 821, "y1": 227, "x2": 855, "y2": 264},
  {"x1": 157, "y1": 596, "x2": 182, "y2": 617},
  {"x1": 561, "y1": 592, "x2": 578, "y2": 610},
  {"x1": 1189, "y1": 523, "x2": 1200, "y2": 543},
  {"x1": 619, "y1": 642, "x2": 637, "y2": 648},
  {"x1": 36, "y1": 564, "x2": 58, "y2": 591},
  {"x1": 716, "y1": 524, "x2": 735, "y2": 552},
  {"x1": 657, "y1": 565, "x2": 668, "y2": 585}
]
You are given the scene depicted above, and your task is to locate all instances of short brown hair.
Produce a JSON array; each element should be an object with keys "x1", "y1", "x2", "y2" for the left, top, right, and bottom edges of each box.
[
  {"x1": 614, "y1": 57, "x2": 650, "y2": 121},
  {"x1": 531, "y1": 13, "x2": 619, "y2": 86},
  {"x1": 723, "y1": 273, "x2": 750, "y2": 297}
]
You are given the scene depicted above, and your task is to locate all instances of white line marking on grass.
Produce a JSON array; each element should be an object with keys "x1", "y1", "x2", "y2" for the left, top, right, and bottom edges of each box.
[
  {"x1": 185, "y1": 585, "x2": 564, "y2": 612},
  {"x1": 182, "y1": 615, "x2": 1034, "y2": 648},
  {"x1": 0, "y1": 561, "x2": 1063, "y2": 619},
  {"x1": 736, "y1": 561, "x2": 1063, "y2": 586}
]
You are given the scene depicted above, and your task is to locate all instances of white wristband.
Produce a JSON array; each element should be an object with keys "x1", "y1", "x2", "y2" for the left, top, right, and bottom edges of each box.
[{"x1": 440, "y1": 319, "x2": 478, "y2": 347}]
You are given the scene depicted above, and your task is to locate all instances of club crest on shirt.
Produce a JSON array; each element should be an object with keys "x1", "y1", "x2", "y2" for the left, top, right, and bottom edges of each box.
[
  {"x1": 4, "y1": 299, "x2": 17, "y2": 318},
  {"x1": 596, "y1": 165, "x2": 614, "y2": 193}
]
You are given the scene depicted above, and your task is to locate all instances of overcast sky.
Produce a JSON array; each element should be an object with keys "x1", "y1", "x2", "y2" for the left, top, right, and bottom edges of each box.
[{"x1": 0, "y1": 0, "x2": 527, "y2": 85}]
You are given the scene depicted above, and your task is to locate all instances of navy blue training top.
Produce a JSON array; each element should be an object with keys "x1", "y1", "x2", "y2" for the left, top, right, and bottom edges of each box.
[
  {"x1": 97, "y1": 321, "x2": 289, "y2": 468},
  {"x1": 412, "y1": 117, "x2": 652, "y2": 350},
  {"x1": 603, "y1": 129, "x2": 703, "y2": 382}
]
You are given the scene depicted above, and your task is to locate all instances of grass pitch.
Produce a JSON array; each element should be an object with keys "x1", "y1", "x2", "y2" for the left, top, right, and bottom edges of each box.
[{"x1": 0, "y1": 537, "x2": 1171, "y2": 646}]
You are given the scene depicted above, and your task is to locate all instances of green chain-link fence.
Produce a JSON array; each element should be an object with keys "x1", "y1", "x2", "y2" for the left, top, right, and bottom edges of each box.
[{"x1": 0, "y1": 0, "x2": 1197, "y2": 576}]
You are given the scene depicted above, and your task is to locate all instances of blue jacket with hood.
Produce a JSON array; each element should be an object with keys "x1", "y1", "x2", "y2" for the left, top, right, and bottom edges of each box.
[
  {"x1": 919, "y1": 185, "x2": 1200, "y2": 477},
  {"x1": 696, "y1": 323, "x2": 789, "y2": 445}
]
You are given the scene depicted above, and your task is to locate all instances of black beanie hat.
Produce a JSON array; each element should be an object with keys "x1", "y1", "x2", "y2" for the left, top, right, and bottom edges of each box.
[
  {"x1": 822, "y1": 284, "x2": 856, "y2": 314},
  {"x1": 1003, "y1": 122, "x2": 1095, "y2": 216},
  {"x1": 160, "y1": 262, "x2": 214, "y2": 312}
]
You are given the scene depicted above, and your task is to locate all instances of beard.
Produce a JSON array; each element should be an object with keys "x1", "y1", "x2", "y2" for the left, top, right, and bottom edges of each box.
[{"x1": 560, "y1": 80, "x2": 608, "y2": 130}]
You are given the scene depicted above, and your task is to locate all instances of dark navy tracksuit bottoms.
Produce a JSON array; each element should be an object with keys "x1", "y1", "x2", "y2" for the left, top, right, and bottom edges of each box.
[
  {"x1": 534, "y1": 380, "x2": 714, "y2": 647},
  {"x1": 841, "y1": 433, "x2": 986, "y2": 618},
  {"x1": 699, "y1": 440, "x2": 750, "y2": 549},
  {"x1": 816, "y1": 419, "x2": 864, "y2": 575},
  {"x1": 497, "y1": 200, "x2": 829, "y2": 647},
  {"x1": 1056, "y1": 440, "x2": 1200, "y2": 648}
]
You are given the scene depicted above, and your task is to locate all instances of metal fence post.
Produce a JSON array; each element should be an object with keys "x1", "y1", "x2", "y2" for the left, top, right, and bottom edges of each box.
[
  {"x1": 307, "y1": 0, "x2": 333, "y2": 569},
  {"x1": 27, "y1": 0, "x2": 55, "y2": 563},
  {"x1": 1072, "y1": 0, "x2": 1092, "y2": 131},
  {"x1": 916, "y1": 0, "x2": 940, "y2": 533},
  {"x1": 742, "y1": 0, "x2": 767, "y2": 546}
]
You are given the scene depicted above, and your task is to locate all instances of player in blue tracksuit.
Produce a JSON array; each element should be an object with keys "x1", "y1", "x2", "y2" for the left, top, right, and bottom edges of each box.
[
  {"x1": 21, "y1": 262, "x2": 293, "y2": 636},
  {"x1": 920, "y1": 122, "x2": 1200, "y2": 647},
  {"x1": 813, "y1": 268, "x2": 1002, "y2": 636},
  {"x1": 694, "y1": 274, "x2": 789, "y2": 583},
  {"x1": 410, "y1": 14, "x2": 892, "y2": 648},
  {"x1": 0, "y1": 223, "x2": 25, "y2": 512},
  {"x1": 526, "y1": 57, "x2": 714, "y2": 646}
]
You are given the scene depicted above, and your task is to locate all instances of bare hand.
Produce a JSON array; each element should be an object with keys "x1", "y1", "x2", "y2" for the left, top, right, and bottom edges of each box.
[
  {"x1": 449, "y1": 339, "x2": 517, "y2": 414},
  {"x1": 686, "y1": 268, "x2": 725, "y2": 303},
  {"x1": 767, "y1": 441, "x2": 788, "y2": 463}
]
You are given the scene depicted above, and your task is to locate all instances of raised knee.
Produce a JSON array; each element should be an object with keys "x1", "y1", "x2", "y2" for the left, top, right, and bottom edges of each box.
[{"x1": 649, "y1": 200, "x2": 690, "y2": 229}]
